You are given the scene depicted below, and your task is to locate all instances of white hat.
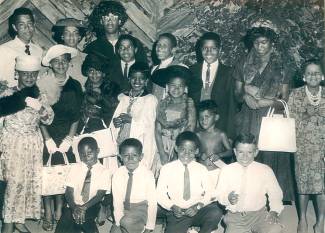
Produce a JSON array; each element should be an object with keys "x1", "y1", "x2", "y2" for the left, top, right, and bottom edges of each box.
[
  {"x1": 42, "y1": 44, "x2": 78, "y2": 66},
  {"x1": 15, "y1": 55, "x2": 42, "y2": 71}
]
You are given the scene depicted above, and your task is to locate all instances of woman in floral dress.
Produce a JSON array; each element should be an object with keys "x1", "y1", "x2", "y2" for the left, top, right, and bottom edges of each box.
[
  {"x1": 0, "y1": 55, "x2": 54, "y2": 233},
  {"x1": 288, "y1": 59, "x2": 325, "y2": 233}
]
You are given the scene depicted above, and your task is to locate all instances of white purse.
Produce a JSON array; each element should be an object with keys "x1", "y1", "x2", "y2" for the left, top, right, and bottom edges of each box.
[{"x1": 258, "y1": 100, "x2": 297, "y2": 152}]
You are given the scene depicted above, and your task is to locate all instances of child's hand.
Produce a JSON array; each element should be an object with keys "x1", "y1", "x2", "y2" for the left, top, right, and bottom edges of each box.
[
  {"x1": 171, "y1": 205, "x2": 183, "y2": 218},
  {"x1": 228, "y1": 191, "x2": 239, "y2": 205},
  {"x1": 265, "y1": 211, "x2": 280, "y2": 224},
  {"x1": 72, "y1": 205, "x2": 86, "y2": 224},
  {"x1": 119, "y1": 113, "x2": 132, "y2": 123}
]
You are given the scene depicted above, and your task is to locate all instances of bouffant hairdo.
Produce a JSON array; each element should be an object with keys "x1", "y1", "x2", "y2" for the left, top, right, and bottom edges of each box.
[
  {"x1": 243, "y1": 27, "x2": 278, "y2": 51},
  {"x1": 88, "y1": 1, "x2": 128, "y2": 37}
]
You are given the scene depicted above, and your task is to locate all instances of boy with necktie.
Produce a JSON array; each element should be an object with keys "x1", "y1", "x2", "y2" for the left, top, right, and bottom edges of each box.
[
  {"x1": 215, "y1": 133, "x2": 284, "y2": 233},
  {"x1": 110, "y1": 138, "x2": 157, "y2": 233},
  {"x1": 157, "y1": 131, "x2": 223, "y2": 233},
  {"x1": 55, "y1": 137, "x2": 111, "y2": 233}
]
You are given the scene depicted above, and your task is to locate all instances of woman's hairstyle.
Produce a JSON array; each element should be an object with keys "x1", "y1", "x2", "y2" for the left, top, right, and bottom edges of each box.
[
  {"x1": 115, "y1": 34, "x2": 138, "y2": 52},
  {"x1": 128, "y1": 62, "x2": 150, "y2": 80},
  {"x1": 81, "y1": 54, "x2": 110, "y2": 76},
  {"x1": 119, "y1": 138, "x2": 143, "y2": 154},
  {"x1": 197, "y1": 100, "x2": 218, "y2": 115},
  {"x1": 243, "y1": 27, "x2": 277, "y2": 50},
  {"x1": 301, "y1": 58, "x2": 324, "y2": 75},
  {"x1": 175, "y1": 131, "x2": 201, "y2": 150},
  {"x1": 158, "y1": 33, "x2": 178, "y2": 48},
  {"x1": 78, "y1": 136, "x2": 98, "y2": 153},
  {"x1": 88, "y1": 1, "x2": 128, "y2": 37},
  {"x1": 234, "y1": 133, "x2": 257, "y2": 147},
  {"x1": 195, "y1": 32, "x2": 221, "y2": 62},
  {"x1": 8, "y1": 7, "x2": 35, "y2": 38}
]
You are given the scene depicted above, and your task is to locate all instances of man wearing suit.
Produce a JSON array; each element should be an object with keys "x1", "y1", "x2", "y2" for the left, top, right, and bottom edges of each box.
[
  {"x1": 109, "y1": 34, "x2": 140, "y2": 92},
  {"x1": 190, "y1": 32, "x2": 237, "y2": 139}
]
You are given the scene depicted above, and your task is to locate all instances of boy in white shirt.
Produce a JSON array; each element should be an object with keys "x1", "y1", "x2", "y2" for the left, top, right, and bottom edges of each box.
[
  {"x1": 157, "y1": 131, "x2": 223, "y2": 233},
  {"x1": 110, "y1": 138, "x2": 157, "y2": 233},
  {"x1": 215, "y1": 133, "x2": 284, "y2": 233},
  {"x1": 55, "y1": 137, "x2": 111, "y2": 233}
]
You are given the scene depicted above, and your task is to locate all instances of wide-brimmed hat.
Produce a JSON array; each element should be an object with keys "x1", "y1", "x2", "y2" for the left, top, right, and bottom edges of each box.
[
  {"x1": 151, "y1": 65, "x2": 195, "y2": 87},
  {"x1": 53, "y1": 18, "x2": 87, "y2": 28},
  {"x1": 81, "y1": 54, "x2": 110, "y2": 76},
  {"x1": 15, "y1": 55, "x2": 41, "y2": 71},
  {"x1": 42, "y1": 44, "x2": 78, "y2": 66}
]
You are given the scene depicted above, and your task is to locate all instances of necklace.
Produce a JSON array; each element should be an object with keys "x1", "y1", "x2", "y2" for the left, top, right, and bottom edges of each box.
[
  {"x1": 127, "y1": 89, "x2": 144, "y2": 113},
  {"x1": 305, "y1": 86, "x2": 322, "y2": 106}
]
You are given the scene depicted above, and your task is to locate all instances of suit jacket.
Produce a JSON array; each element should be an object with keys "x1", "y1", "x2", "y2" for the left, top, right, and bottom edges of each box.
[
  {"x1": 83, "y1": 36, "x2": 147, "y2": 64},
  {"x1": 190, "y1": 62, "x2": 237, "y2": 139},
  {"x1": 108, "y1": 60, "x2": 129, "y2": 93}
]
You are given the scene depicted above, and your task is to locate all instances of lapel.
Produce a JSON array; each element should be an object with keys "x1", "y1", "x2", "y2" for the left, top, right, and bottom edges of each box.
[{"x1": 211, "y1": 63, "x2": 228, "y2": 97}]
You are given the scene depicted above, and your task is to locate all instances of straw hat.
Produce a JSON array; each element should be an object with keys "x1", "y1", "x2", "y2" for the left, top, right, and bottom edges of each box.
[{"x1": 42, "y1": 44, "x2": 78, "y2": 66}]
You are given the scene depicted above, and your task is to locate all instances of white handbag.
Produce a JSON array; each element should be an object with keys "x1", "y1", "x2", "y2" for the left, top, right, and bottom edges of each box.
[
  {"x1": 42, "y1": 152, "x2": 80, "y2": 196},
  {"x1": 72, "y1": 118, "x2": 118, "y2": 159},
  {"x1": 258, "y1": 100, "x2": 297, "y2": 152}
]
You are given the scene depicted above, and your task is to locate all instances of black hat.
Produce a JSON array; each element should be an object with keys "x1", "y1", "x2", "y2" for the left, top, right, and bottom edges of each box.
[
  {"x1": 81, "y1": 54, "x2": 110, "y2": 76},
  {"x1": 151, "y1": 65, "x2": 194, "y2": 87}
]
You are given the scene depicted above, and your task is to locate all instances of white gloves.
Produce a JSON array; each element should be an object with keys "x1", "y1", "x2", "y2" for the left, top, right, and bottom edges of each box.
[
  {"x1": 25, "y1": 97, "x2": 42, "y2": 111},
  {"x1": 45, "y1": 138, "x2": 58, "y2": 154},
  {"x1": 58, "y1": 136, "x2": 73, "y2": 153}
]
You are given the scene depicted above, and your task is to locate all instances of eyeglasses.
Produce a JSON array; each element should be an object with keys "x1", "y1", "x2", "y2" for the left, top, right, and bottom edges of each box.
[{"x1": 101, "y1": 14, "x2": 119, "y2": 22}]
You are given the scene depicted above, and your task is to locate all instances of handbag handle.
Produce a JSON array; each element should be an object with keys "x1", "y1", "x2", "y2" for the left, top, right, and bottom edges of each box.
[
  {"x1": 45, "y1": 152, "x2": 69, "y2": 167},
  {"x1": 80, "y1": 117, "x2": 108, "y2": 135},
  {"x1": 266, "y1": 99, "x2": 290, "y2": 118}
]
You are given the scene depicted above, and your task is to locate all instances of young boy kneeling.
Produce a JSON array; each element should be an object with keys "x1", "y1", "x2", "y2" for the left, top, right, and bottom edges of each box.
[
  {"x1": 55, "y1": 137, "x2": 111, "y2": 233},
  {"x1": 157, "y1": 131, "x2": 223, "y2": 233},
  {"x1": 215, "y1": 133, "x2": 284, "y2": 233},
  {"x1": 110, "y1": 138, "x2": 157, "y2": 233}
]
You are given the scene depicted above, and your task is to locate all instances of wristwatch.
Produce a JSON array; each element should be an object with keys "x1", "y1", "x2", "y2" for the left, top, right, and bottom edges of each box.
[{"x1": 196, "y1": 203, "x2": 204, "y2": 210}]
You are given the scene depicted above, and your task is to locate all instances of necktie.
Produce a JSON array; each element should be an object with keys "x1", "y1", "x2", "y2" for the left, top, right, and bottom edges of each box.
[
  {"x1": 124, "y1": 171, "x2": 133, "y2": 210},
  {"x1": 205, "y1": 63, "x2": 211, "y2": 89},
  {"x1": 25, "y1": 45, "x2": 31, "y2": 55},
  {"x1": 183, "y1": 165, "x2": 191, "y2": 200},
  {"x1": 123, "y1": 63, "x2": 129, "y2": 79},
  {"x1": 81, "y1": 167, "x2": 92, "y2": 203}
]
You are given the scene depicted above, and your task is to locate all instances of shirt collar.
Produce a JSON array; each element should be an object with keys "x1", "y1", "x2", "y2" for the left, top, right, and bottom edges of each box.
[
  {"x1": 203, "y1": 60, "x2": 219, "y2": 68},
  {"x1": 160, "y1": 56, "x2": 174, "y2": 67},
  {"x1": 14, "y1": 36, "x2": 32, "y2": 46},
  {"x1": 121, "y1": 59, "x2": 135, "y2": 66}
]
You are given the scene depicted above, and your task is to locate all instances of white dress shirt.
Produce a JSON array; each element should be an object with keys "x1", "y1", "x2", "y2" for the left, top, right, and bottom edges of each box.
[
  {"x1": 121, "y1": 59, "x2": 135, "y2": 77},
  {"x1": 215, "y1": 161, "x2": 284, "y2": 214},
  {"x1": 201, "y1": 60, "x2": 219, "y2": 86},
  {"x1": 151, "y1": 56, "x2": 174, "y2": 74},
  {"x1": 65, "y1": 162, "x2": 111, "y2": 205},
  {"x1": 112, "y1": 165, "x2": 157, "y2": 230},
  {"x1": 157, "y1": 160, "x2": 213, "y2": 210},
  {"x1": 0, "y1": 37, "x2": 43, "y2": 87}
]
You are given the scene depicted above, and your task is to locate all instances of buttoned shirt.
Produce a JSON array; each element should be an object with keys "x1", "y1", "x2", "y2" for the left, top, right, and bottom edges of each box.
[
  {"x1": 0, "y1": 37, "x2": 43, "y2": 87},
  {"x1": 215, "y1": 161, "x2": 284, "y2": 214},
  {"x1": 201, "y1": 60, "x2": 219, "y2": 87},
  {"x1": 112, "y1": 165, "x2": 157, "y2": 230},
  {"x1": 65, "y1": 162, "x2": 111, "y2": 205},
  {"x1": 157, "y1": 160, "x2": 213, "y2": 210}
]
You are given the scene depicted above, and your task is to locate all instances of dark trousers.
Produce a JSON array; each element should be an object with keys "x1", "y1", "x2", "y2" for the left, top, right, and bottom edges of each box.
[
  {"x1": 55, "y1": 204, "x2": 100, "y2": 233},
  {"x1": 163, "y1": 202, "x2": 223, "y2": 233},
  {"x1": 0, "y1": 181, "x2": 6, "y2": 219}
]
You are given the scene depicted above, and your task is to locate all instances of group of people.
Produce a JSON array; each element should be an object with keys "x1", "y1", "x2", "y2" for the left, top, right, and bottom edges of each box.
[{"x1": 0, "y1": 1, "x2": 324, "y2": 233}]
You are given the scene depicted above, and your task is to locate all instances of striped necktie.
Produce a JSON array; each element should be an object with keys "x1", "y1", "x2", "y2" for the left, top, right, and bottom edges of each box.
[{"x1": 183, "y1": 165, "x2": 191, "y2": 200}]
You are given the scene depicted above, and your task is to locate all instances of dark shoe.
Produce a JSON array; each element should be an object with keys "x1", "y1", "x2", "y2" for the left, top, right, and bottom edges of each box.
[{"x1": 42, "y1": 219, "x2": 54, "y2": 231}]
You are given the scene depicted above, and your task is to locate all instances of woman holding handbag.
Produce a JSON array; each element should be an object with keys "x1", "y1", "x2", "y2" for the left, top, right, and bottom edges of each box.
[
  {"x1": 233, "y1": 22, "x2": 295, "y2": 203},
  {"x1": 0, "y1": 55, "x2": 54, "y2": 233},
  {"x1": 38, "y1": 45, "x2": 83, "y2": 231},
  {"x1": 288, "y1": 59, "x2": 325, "y2": 233}
]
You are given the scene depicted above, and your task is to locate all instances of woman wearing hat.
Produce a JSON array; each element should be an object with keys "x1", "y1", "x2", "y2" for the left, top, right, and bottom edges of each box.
[
  {"x1": 38, "y1": 44, "x2": 83, "y2": 231},
  {"x1": 0, "y1": 55, "x2": 54, "y2": 233},
  {"x1": 52, "y1": 18, "x2": 87, "y2": 90},
  {"x1": 233, "y1": 23, "x2": 295, "y2": 202},
  {"x1": 78, "y1": 54, "x2": 120, "y2": 133}
]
